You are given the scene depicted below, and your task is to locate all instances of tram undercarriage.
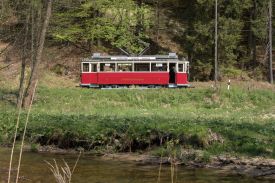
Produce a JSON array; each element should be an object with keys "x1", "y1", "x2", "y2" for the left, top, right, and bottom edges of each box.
[{"x1": 81, "y1": 84, "x2": 190, "y2": 89}]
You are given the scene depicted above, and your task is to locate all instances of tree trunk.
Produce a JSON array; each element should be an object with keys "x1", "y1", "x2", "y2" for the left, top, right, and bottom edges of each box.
[
  {"x1": 32, "y1": 3, "x2": 42, "y2": 69},
  {"x1": 269, "y1": 0, "x2": 273, "y2": 84},
  {"x1": 251, "y1": 0, "x2": 257, "y2": 66},
  {"x1": 23, "y1": 0, "x2": 52, "y2": 108},
  {"x1": 97, "y1": 39, "x2": 102, "y2": 47},
  {"x1": 0, "y1": 0, "x2": 3, "y2": 17},
  {"x1": 155, "y1": 0, "x2": 160, "y2": 42},
  {"x1": 31, "y1": 3, "x2": 35, "y2": 69},
  {"x1": 17, "y1": 14, "x2": 29, "y2": 108},
  {"x1": 0, "y1": 0, "x2": 6, "y2": 18}
]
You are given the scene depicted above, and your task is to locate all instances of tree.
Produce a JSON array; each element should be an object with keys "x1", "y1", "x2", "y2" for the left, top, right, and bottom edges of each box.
[
  {"x1": 23, "y1": 0, "x2": 53, "y2": 108},
  {"x1": 17, "y1": 12, "x2": 29, "y2": 107},
  {"x1": 1, "y1": 0, "x2": 274, "y2": 83},
  {"x1": 181, "y1": 0, "x2": 254, "y2": 80},
  {"x1": 51, "y1": 0, "x2": 152, "y2": 54}
]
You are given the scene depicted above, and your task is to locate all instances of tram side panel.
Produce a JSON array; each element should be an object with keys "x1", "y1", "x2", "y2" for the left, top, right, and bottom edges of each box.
[
  {"x1": 97, "y1": 72, "x2": 169, "y2": 85},
  {"x1": 81, "y1": 73, "x2": 98, "y2": 85},
  {"x1": 176, "y1": 73, "x2": 188, "y2": 85},
  {"x1": 81, "y1": 73, "x2": 189, "y2": 87}
]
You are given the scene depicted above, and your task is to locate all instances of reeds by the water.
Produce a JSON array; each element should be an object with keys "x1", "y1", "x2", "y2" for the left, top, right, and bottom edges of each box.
[
  {"x1": 46, "y1": 159, "x2": 73, "y2": 183},
  {"x1": 157, "y1": 146, "x2": 179, "y2": 183},
  {"x1": 45, "y1": 151, "x2": 81, "y2": 183},
  {"x1": 157, "y1": 154, "x2": 163, "y2": 183},
  {"x1": 157, "y1": 158, "x2": 178, "y2": 183}
]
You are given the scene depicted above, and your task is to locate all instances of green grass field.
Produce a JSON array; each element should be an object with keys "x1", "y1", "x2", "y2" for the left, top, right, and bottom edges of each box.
[{"x1": 0, "y1": 81, "x2": 275, "y2": 159}]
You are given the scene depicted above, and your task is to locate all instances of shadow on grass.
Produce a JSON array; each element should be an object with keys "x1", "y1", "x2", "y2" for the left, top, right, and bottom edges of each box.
[{"x1": 1, "y1": 112, "x2": 274, "y2": 157}]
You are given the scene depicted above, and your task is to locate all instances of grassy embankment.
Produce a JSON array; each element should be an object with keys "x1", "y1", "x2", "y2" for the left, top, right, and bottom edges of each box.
[{"x1": 0, "y1": 79, "x2": 275, "y2": 161}]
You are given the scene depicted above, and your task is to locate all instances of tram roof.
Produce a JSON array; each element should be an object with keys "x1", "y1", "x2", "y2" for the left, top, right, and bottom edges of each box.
[{"x1": 82, "y1": 53, "x2": 188, "y2": 62}]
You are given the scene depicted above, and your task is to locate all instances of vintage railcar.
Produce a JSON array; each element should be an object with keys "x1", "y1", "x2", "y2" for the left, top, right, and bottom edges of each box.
[{"x1": 80, "y1": 53, "x2": 189, "y2": 88}]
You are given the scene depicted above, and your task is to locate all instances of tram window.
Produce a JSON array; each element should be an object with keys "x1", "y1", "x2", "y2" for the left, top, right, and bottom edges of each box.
[
  {"x1": 100, "y1": 63, "x2": 115, "y2": 72},
  {"x1": 91, "y1": 64, "x2": 97, "y2": 72},
  {"x1": 82, "y1": 63, "x2": 90, "y2": 72},
  {"x1": 134, "y1": 63, "x2": 150, "y2": 71},
  {"x1": 151, "y1": 63, "x2": 167, "y2": 72},
  {"x1": 178, "y1": 64, "x2": 184, "y2": 72},
  {"x1": 186, "y1": 63, "x2": 190, "y2": 73},
  {"x1": 117, "y1": 63, "x2": 132, "y2": 72}
]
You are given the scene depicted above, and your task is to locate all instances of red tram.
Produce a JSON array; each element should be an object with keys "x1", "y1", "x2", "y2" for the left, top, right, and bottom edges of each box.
[{"x1": 80, "y1": 53, "x2": 190, "y2": 88}]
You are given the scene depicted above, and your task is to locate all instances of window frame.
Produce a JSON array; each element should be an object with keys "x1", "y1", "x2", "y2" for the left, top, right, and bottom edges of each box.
[
  {"x1": 90, "y1": 63, "x2": 98, "y2": 72},
  {"x1": 186, "y1": 62, "x2": 190, "y2": 73},
  {"x1": 151, "y1": 62, "x2": 168, "y2": 72},
  {"x1": 133, "y1": 62, "x2": 151, "y2": 72},
  {"x1": 84, "y1": 60, "x2": 190, "y2": 73},
  {"x1": 178, "y1": 63, "x2": 185, "y2": 73},
  {"x1": 117, "y1": 62, "x2": 133, "y2": 72},
  {"x1": 100, "y1": 62, "x2": 116, "y2": 72},
  {"x1": 82, "y1": 62, "x2": 90, "y2": 73}
]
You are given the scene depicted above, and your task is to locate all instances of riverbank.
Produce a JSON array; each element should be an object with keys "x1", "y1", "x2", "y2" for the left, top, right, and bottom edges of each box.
[
  {"x1": 2, "y1": 145, "x2": 275, "y2": 180},
  {"x1": 103, "y1": 153, "x2": 275, "y2": 180},
  {"x1": 2, "y1": 147, "x2": 273, "y2": 183},
  {"x1": 0, "y1": 81, "x2": 275, "y2": 179}
]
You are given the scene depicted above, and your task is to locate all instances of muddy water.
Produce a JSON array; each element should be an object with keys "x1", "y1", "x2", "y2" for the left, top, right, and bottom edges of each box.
[{"x1": 0, "y1": 148, "x2": 272, "y2": 183}]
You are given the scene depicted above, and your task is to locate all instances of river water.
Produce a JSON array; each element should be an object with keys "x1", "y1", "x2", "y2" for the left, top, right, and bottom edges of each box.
[{"x1": 0, "y1": 148, "x2": 273, "y2": 183}]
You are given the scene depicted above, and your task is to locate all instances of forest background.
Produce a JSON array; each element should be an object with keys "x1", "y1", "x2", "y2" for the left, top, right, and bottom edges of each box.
[{"x1": 0, "y1": 0, "x2": 274, "y2": 84}]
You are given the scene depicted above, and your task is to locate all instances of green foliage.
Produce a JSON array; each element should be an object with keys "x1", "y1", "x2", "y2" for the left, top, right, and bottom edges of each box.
[
  {"x1": 30, "y1": 143, "x2": 39, "y2": 152},
  {"x1": 201, "y1": 151, "x2": 211, "y2": 163},
  {"x1": 181, "y1": 0, "x2": 270, "y2": 80},
  {"x1": 0, "y1": 85, "x2": 274, "y2": 158},
  {"x1": 220, "y1": 66, "x2": 243, "y2": 79},
  {"x1": 51, "y1": 0, "x2": 153, "y2": 54},
  {"x1": 1, "y1": 0, "x2": 273, "y2": 80}
]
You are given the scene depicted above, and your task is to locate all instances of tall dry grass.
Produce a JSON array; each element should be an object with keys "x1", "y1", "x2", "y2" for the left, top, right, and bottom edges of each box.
[
  {"x1": 7, "y1": 81, "x2": 37, "y2": 183},
  {"x1": 7, "y1": 89, "x2": 24, "y2": 183},
  {"x1": 45, "y1": 151, "x2": 82, "y2": 183},
  {"x1": 16, "y1": 81, "x2": 38, "y2": 183}
]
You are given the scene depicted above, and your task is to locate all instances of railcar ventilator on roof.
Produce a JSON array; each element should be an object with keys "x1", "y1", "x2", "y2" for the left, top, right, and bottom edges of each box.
[{"x1": 80, "y1": 53, "x2": 190, "y2": 88}]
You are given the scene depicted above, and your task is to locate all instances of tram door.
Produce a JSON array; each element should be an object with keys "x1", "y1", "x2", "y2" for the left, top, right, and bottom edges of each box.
[
  {"x1": 90, "y1": 63, "x2": 98, "y2": 84},
  {"x1": 169, "y1": 63, "x2": 176, "y2": 83}
]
